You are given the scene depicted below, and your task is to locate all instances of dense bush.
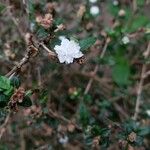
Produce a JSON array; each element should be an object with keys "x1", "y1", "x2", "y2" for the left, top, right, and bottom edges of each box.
[{"x1": 0, "y1": 0, "x2": 150, "y2": 149}]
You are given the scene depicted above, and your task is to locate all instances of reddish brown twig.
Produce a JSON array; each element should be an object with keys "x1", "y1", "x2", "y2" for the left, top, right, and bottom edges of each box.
[
  {"x1": 0, "y1": 112, "x2": 11, "y2": 140},
  {"x1": 133, "y1": 42, "x2": 150, "y2": 120}
]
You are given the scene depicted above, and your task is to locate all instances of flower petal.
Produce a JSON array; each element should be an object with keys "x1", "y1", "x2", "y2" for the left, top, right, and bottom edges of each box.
[{"x1": 54, "y1": 37, "x2": 83, "y2": 64}]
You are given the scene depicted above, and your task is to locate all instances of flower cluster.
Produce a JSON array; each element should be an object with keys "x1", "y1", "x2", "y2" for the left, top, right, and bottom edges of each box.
[
  {"x1": 36, "y1": 13, "x2": 53, "y2": 29},
  {"x1": 54, "y1": 37, "x2": 83, "y2": 64},
  {"x1": 122, "y1": 36, "x2": 130, "y2": 44},
  {"x1": 8, "y1": 87, "x2": 25, "y2": 111}
]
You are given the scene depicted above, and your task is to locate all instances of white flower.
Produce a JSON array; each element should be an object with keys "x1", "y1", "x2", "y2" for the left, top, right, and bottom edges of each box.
[
  {"x1": 122, "y1": 36, "x2": 130, "y2": 44},
  {"x1": 30, "y1": 22, "x2": 35, "y2": 32},
  {"x1": 89, "y1": 0, "x2": 97, "y2": 3},
  {"x1": 146, "y1": 110, "x2": 150, "y2": 116},
  {"x1": 118, "y1": 9, "x2": 126, "y2": 17},
  {"x1": 59, "y1": 135, "x2": 69, "y2": 144},
  {"x1": 90, "y1": 6, "x2": 100, "y2": 16},
  {"x1": 59, "y1": 36, "x2": 66, "y2": 40},
  {"x1": 113, "y1": 0, "x2": 119, "y2": 6},
  {"x1": 54, "y1": 37, "x2": 83, "y2": 64}
]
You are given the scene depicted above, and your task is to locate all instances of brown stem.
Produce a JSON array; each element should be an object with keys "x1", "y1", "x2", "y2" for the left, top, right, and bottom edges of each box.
[
  {"x1": 0, "y1": 112, "x2": 11, "y2": 140},
  {"x1": 133, "y1": 42, "x2": 150, "y2": 120}
]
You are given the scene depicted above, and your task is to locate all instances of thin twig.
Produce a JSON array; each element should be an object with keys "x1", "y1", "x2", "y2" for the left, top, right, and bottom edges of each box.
[
  {"x1": 133, "y1": 0, "x2": 137, "y2": 12},
  {"x1": 84, "y1": 37, "x2": 110, "y2": 95},
  {"x1": 40, "y1": 42, "x2": 56, "y2": 57},
  {"x1": 133, "y1": 42, "x2": 150, "y2": 120},
  {"x1": 37, "y1": 67, "x2": 42, "y2": 87},
  {"x1": 6, "y1": 2, "x2": 25, "y2": 41},
  {"x1": 143, "y1": 70, "x2": 150, "y2": 79},
  {"x1": 6, "y1": 40, "x2": 57, "y2": 78},
  {"x1": 48, "y1": 108, "x2": 82, "y2": 132},
  {"x1": 146, "y1": 0, "x2": 150, "y2": 4},
  {"x1": 0, "y1": 112, "x2": 11, "y2": 140},
  {"x1": 6, "y1": 50, "x2": 32, "y2": 78}
]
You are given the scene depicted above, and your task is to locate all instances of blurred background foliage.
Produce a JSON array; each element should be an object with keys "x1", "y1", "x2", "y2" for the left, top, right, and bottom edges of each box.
[{"x1": 0, "y1": 0, "x2": 150, "y2": 149}]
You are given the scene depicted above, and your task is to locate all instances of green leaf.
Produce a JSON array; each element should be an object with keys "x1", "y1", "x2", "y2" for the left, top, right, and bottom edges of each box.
[
  {"x1": 54, "y1": 18, "x2": 64, "y2": 26},
  {"x1": 3, "y1": 86, "x2": 14, "y2": 96},
  {"x1": 0, "y1": 76, "x2": 14, "y2": 96},
  {"x1": 28, "y1": 0, "x2": 35, "y2": 21},
  {"x1": 126, "y1": 15, "x2": 149, "y2": 33},
  {"x1": 100, "y1": 128, "x2": 111, "y2": 137},
  {"x1": 138, "y1": 127, "x2": 150, "y2": 136},
  {"x1": 78, "y1": 102, "x2": 90, "y2": 126},
  {"x1": 19, "y1": 96, "x2": 32, "y2": 107},
  {"x1": 10, "y1": 76, "x2": 21, "y2": 88},
  {"x1": 50, "y1": 38, "x2": 61, "y2": 49},
  {"x1": 36, "y1": 27, "x2": 49, "y2": 39},
  {"x1": 79, "y1": 37, "x2": 96, "y2": 51},
  {"x1": 25, "y1": 90, "x2": 33, "y2": 96},
  {"x1": 107, "y1": 2, "x2": 120, "y2": 17},
  {"x1": 0, "y1": 93, "x2": 8, "y2": 108},
  {"x1": 91, "y1": 125, "x2": 101, "y2": 136},
  {"x1": 112, "y1": 58, "x2": 130, "y2": 86},
  {"x1": 137, "y1": 0, "x2": 145, "y2": 6},
  {"x1": 0, "y1": 3, "x2": 5, "y2": 14},
  {"x1": 0, "y1": 76, "x2": 11, "y2": 90}
]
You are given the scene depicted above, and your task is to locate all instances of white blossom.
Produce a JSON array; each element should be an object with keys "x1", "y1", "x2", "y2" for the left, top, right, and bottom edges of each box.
[
  {"x1": 118, "y1": 9, "x2": 126, "y2": 17},
  {"x1": 113, "y1": 0, "x2": 119, "y2": 6},
  {"x1": 146, "y1": 110, "x2": 150, "y2": 116},
  {"x1": 59, "y1": 36, "x2": 66, "y2": 40},
  {"x1": 90, "y1": 6, "x2": 100, "y2": 16},
  {"x1": 30, "y1": 22, "x2": 35, "y2": 32},
  {"x1": 59, "y1": 135, "x2": 69, "y2": 144},
  {"x1": 122, "y1": 36, "x2": 130, "y2": 44},
  {"x1": 89, "y1": 0, "x2": 97, "y2": 3},
  {"x1": 54, "y1": 37, "x2": 83, "y2": 64}
]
